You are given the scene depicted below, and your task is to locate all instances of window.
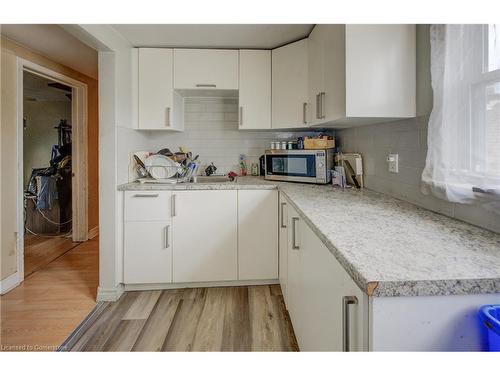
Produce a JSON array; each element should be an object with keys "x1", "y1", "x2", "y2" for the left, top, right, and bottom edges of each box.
[{"x1": 422, "y1": 25, "x2": 500, "y2": 206}]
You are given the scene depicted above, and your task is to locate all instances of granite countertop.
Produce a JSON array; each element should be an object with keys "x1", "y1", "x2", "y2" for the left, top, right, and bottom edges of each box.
[
  {"x1": 117, "y1": 176, "x2": 276, "y2": 191},
  {"x1": 118, "y1": 177, "x2": 500, "y2": 298}
]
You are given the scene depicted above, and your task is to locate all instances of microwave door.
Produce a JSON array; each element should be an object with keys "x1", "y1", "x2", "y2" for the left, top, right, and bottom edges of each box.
[{"x1": 266, "y1": 154, "x2": 316, "y2": 178}]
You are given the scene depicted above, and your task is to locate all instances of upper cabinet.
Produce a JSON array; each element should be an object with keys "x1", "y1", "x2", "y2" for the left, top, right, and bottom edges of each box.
[
  {"x1": 173, "y1": 49, "x2": 239, "y2": 90},
  {"x1": 238, "y1": 50, "x2": 271, "y2": 129},
  {"x1": 134, "y1": 26, "x2": 416, "y2": 131},
  {"x1": 272, "y1": 39, "x2": 309, "y2": 129},
  {"x1": 345, "y1": 25, "x2": 416, "y2": 118},
  {"x1": 137, "y1": 48, "x2": 183, "y2": 131},
  {"x1": 308, "y1": 24, "x2": 416, "y2": 127}
]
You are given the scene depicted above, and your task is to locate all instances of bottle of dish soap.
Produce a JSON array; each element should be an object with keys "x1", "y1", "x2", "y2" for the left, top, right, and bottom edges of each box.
[{"x1": 239, "y1": 154, "x2": 247, "y2": 176}]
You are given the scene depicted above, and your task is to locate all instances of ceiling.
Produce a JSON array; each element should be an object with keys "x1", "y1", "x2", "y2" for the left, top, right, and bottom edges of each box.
[
  {"x1": 111, "y1": 24, "x2": 315, "y2": 49},
  {"x1": 1, "y1": 24, "x2": 98, "y2": 79}
]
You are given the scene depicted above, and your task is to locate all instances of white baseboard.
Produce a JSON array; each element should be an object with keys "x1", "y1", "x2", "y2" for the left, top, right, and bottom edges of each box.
[
  {"x1": 0, "y1": 272, "x2": 21, "y2": 295},
  {"x1": 88, "y1": 226, "x2": 99, "y2": 240},
  {"x1": 124, "y1": 279, "x2": 279, "y2": 292},
  {"x1": 96, "y1": 284, "x2": 124, "y2": 302}
]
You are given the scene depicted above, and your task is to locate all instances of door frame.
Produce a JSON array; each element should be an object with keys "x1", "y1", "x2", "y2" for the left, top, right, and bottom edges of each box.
[{"x1": 16, "y1": 58, "x2": 88, "y2": 279}]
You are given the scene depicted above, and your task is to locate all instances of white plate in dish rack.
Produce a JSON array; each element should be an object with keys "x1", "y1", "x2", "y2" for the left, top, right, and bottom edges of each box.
[{"x1": 144, "y1": 154, "x2": 179, "y2": 179}]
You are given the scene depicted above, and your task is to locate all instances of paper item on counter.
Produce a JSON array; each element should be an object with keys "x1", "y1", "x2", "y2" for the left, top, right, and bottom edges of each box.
[{"x1": 332, "y1": 166, "x2": 347, "y2": 188}]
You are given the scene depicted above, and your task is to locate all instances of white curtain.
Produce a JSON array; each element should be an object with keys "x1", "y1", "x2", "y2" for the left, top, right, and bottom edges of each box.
[{"x1": 422, "y1": 24, "x2": 500, "y2": 210}]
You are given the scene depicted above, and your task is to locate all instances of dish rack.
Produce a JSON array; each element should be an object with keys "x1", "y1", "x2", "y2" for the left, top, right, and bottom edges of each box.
[{"x1": 141, "y1": 164, "x2": 198, "y2": 184}]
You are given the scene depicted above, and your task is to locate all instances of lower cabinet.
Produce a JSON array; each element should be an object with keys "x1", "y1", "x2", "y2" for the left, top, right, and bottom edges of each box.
[
  {"x1": 122, "y1": 189, "x2": 279, "y2": 284},
  {"x1": 238, "y1": 190, "x2": 278, "y2": 280},
  {"x1": 124, "y1": 221, "x2": 173, "y2": 284},
  {"x1": 282, "y1": 193, "x2": 368, "y2": 351},
  {"x1": 172, "y1": 190, "x2": 238, "y2": 283},
  {"x1": 278, "y1": 193, "x2": 289, "y2": 306}
]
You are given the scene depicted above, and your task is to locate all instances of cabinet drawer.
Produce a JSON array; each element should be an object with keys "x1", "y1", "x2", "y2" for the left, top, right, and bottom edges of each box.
[{"x1": 124, "y1": 191, "x2": 172, "y2": 221}]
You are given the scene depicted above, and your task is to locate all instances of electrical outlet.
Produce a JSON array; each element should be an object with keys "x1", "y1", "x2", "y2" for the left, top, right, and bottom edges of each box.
[{"x1": 387, "y1": 154, "x2": 399, "y2": 173}]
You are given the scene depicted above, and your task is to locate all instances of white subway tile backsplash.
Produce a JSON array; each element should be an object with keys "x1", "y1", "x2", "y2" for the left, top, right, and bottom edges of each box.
[{"x1": 144, "y1": 97, "x2": 329, "y2": 176}]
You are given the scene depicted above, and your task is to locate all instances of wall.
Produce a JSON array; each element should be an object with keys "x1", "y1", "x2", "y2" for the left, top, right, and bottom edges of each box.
[
  {"x1": 67, "y1": 25, "x2": 150, "y2": 299},
  {"x1": 337, "y1": 25, "x2": 500, "y2": 234},
  {"x1": 143, "y1": 97, "x2": 327, "y2": 177},
  {"x1": 0, "y1": 35, "x2": 99, "y2": 282},
  {"x1": 23, "y1": 100, "x2": 72, "y2": 186}
]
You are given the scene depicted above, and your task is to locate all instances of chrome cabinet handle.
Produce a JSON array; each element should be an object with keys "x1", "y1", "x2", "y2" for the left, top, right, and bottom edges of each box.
[
  {"x1": 133, "y1": 193, "x2": 159, "y2": 198},
  {"x1": 302, "y1": 102, "x2": 307, "y2": 124},
  {"x1": 239, "y1": 107, "x2": 243, "y2": 126},
  {"x1": 166, "y1": 107, "x2": 171, "y2": 126},
  {"x1": 315, "y1": 93, "x2": 320, "y2": 119},
  {"x1": 292, "y1": 217, "x2": 300, "y2": 250},
  {"x1": 164, "y1": 225, "x2": 170, "y2": 248},
  {"x1": 342, "y1": 295, "x2": 358, "y2": 352},
  {"x1": 320, "y1": 92, "x2": 326, "y2": 119},
  {"x1": 171, "y1": 194, "x2": 177, "y2": 217},
  {"x1": 280, "y1": 202, "x2": 287, "y2": 228},
  {"x1": 195, "y1": 84, "x2": 216, "y2": 88}
]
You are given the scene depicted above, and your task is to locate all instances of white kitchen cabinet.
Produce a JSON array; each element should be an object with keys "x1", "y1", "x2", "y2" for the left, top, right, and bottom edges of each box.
[
  {"x1": 278, "y1": 193, "x2": 289, "y2": 306},
  {"x1": 137, "y1": 48, "x2": 183, "y2": 131},
  {"x1": 345, "y1": 25, "x2": 416, "y2": 118},
  {"x1": 124, "y1": 221, "x2": 172, "y2": 284},
  {"x1": 124, "y1": 191, "x2": 172, "y2": 222},
  {"x1": 123, "y1": 190, "x2": 173, "y2": 284},
  {"x1": 308, "y1": 24, "x2": 346, "y2": 126},
  {"x1": 172, "y1": 190, "x2": 238, "y2": 283},
  {"x1": 286, "y1": 205, "x2": 367, "y2": 351},
  {"x1": 238, "y1": 50, "x2": 271, "y2": 129},
  {"x1": 173, "y1": 49, "x2": 239, "y2": 90},
  {"x1": 307, "y1": 24, "x2": 415, "y2": 127},
  {"x1": 272, "y1": 39, "x2": 309, "y2": 128},
  {"x1": 237, "y1": 190, "x2": 278, "y2": 280}
]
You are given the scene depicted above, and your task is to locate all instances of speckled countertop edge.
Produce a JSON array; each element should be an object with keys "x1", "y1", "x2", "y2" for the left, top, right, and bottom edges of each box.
[{"x1": 118, "y1": 178, "x2": 500, "y2": 298}]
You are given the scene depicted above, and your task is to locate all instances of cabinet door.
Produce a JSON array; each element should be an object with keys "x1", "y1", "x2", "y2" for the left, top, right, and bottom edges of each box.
[
  {"x1": 238, "y1": 50, "x2": 271, "y2": 129},
  {"x1": 272, "y1": 39, "x2": 309, "y2": 128},
  {"x1": 238, "y1": 190, "x2": 278, "y2": 280},
  {"x1": 172, "y1": 190, "x2": 238, "y2": 282},
  {"x1": 173, "y1": 49, "x2": 239, "y2": 90},
  {"x1": 345, "y1": 25, "x2": 416, "y2": 117},
  {"x1": 278, "y1": 194, "x2": 289, "y2": 305},
  {"x1": 138, "y1": 48, "x2": 175, "y2": 130},
  {"x1": 307, "y1": 26, "x2": 324, "y2": 126},
  {"x1": 286, "y1": 204, "x2": 303, "y2": 343},
  {"x1": 286, "y1": 211, "x2": 368, "y2": 351},
  {"x1": 124, "y1": 221, "x2": 172, "y2": 284},
  {"x1": 321, "y1": 24, "x2": 346, "y2": 123}
]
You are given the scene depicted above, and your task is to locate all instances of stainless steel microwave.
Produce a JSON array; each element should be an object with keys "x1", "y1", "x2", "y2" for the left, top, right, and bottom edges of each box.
[{"x1": 264, "y1": 149, "x2": 334, "y2": 184}]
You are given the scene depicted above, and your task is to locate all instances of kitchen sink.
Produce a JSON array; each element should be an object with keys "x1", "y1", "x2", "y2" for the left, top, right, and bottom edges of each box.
[{"x1": 193, "y1": 176, "x2": 232, "y2": 183}]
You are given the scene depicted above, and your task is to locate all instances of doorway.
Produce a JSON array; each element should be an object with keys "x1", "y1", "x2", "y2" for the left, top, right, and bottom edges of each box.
[
  {"x1": 22, "y1": 71, "x2": 79, "y2": 276},
  {"x1": 16, "y1": 59, "x2": 88, "y2": 281}
]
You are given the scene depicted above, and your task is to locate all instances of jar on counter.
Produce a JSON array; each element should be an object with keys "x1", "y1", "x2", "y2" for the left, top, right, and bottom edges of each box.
[{"x1": 281, "y1": 141, "x2": 287, "y2": 150}]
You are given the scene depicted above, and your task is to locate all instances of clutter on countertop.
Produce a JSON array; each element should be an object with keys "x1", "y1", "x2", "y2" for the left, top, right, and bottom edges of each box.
[{"x1": 239, "y1": 154, "x2": 247, "y2": 176}]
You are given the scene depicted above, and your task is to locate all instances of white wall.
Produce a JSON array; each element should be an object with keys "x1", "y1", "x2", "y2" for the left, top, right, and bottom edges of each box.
[
  {"x1": 68, "y1": 25, "x2": 152, "y2": 299},
  {"x1": 141, "y1": 97, "x2": 326, "y2": 178}
]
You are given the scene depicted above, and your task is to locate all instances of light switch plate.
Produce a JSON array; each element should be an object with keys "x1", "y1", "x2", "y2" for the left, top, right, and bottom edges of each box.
[{"x1": 387, "y1": 154, "x2": 399, "y2": 173}]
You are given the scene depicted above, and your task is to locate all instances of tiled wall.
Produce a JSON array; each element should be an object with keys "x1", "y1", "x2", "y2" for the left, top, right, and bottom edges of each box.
[
  {"x1": 143, "y1": 97, "x2": 329, "y2": 176},
  {"x1": 337, "y1": 117, "x2": 500, "y2": 234}
]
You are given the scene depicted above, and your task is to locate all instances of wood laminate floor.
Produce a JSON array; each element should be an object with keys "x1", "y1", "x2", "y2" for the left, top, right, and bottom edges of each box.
[
  {"x1": 0, "y1": 237, "x2": 98, "y2": 351},
  {"x1": 24, "y1": 234, "x2": 80, "y2": 277},
  {"x1": 69, "y1": 285, "x2": 298, "y2": 352}
]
